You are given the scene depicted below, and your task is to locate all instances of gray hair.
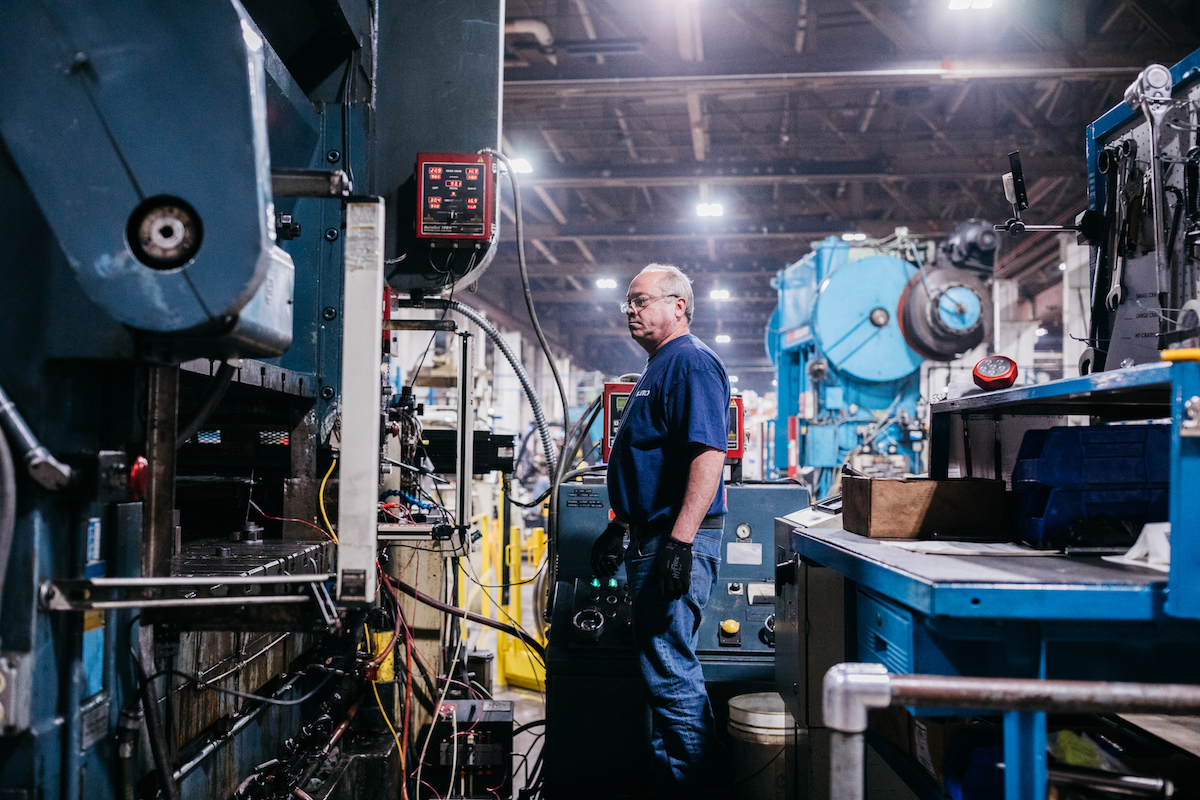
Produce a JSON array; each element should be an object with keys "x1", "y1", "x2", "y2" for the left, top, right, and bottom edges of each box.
[{"x1": 638, "y1": 263, "x2": 695, "y2": 323}]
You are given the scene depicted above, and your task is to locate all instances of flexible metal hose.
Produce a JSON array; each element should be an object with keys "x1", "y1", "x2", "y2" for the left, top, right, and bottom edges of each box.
[
  {"x1": 0, "y1": 424, "x2": 14, "y2": 611},
  {"x1": 444, "y1": 300, "x2": 558, "y2": 477}
]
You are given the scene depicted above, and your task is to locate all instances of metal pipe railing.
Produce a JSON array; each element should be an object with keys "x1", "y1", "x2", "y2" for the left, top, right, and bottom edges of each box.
[{"x1": 823, "y1": 663, "x2": 1197, "y2": 800}]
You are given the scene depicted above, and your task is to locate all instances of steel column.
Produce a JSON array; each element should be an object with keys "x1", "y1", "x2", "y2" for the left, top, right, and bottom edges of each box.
[{"x1": 335, "y1": 199, "x2": 385, "y2": 603}]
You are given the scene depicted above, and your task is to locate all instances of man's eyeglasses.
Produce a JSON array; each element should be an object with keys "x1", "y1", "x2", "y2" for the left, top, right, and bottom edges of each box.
[{"x1": 620, "y1": 294, "x2": 679, "y2": 314}]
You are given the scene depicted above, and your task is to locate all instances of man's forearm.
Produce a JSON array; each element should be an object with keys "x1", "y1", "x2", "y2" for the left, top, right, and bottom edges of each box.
[{"x1": 670, "y1": 446, "x2": 726, "y2": 544}]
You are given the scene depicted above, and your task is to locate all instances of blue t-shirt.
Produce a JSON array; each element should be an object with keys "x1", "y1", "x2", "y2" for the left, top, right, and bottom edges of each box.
[{"x1": 607, "y1": 334, "x2": 730, "y2": 527}]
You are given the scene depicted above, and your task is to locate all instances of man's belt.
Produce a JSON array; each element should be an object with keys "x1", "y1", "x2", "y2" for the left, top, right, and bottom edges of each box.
[{"x1": 630, "y1": 514, "x2": 725, "y2": 539}]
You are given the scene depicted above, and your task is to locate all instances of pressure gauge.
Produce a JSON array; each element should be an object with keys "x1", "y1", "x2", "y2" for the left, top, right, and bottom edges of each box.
[
  {"x1": 973, "y1": 355, "x2": 1019, "y2": 391},
  {"x1": 735, "y1": 523, "x2": 752, "y2": 540}
]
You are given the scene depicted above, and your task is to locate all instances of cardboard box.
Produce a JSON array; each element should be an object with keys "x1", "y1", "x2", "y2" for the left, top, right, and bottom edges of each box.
[{"x1": 842, "y1": 476, "x2": 1007, "y2": 539}]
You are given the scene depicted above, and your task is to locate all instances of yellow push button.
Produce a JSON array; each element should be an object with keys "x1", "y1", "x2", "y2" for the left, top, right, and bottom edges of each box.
[{"x1": 720, "y1": 619, "x2": 741, "y2": 636}]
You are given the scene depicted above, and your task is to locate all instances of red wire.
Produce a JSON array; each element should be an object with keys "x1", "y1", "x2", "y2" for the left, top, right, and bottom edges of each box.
[{"x1": 251, "y1": 505, "x2": 334, "y2": 542}]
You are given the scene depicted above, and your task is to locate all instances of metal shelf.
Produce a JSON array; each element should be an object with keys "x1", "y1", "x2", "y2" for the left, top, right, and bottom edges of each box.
[{"x1": 930, "y1": 362, "x2": 1173, "y2": 418}]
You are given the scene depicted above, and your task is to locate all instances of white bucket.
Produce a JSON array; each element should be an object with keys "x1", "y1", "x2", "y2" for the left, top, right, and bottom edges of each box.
[{"x1": 728, "y1": 692, "x2": 795, "y2": 800}]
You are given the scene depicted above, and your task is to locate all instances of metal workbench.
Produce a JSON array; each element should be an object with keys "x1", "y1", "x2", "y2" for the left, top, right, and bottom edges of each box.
[{"x1": 789, "y1": 359, "x2": 1200, "y2": 799}]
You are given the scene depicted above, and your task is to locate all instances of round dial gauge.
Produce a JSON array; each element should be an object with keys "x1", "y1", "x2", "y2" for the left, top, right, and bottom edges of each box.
[
  {"x1": 973, "y1": 356, "x2": 1019, "y2": 390},
  {"x1": 735, "y1": 523, "x2": 752, "y2": 540}
]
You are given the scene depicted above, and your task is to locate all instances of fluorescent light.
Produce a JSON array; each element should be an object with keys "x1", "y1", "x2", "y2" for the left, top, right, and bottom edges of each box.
[
  {"x1": 1036, "y1": 327, "x2": 1048, "y2": 337},
  {"x1": 696, "y1": 204, "x2": 711, "y2": 217},
  {"x1": 595, "y1": 278, "x2": 617, "y2": 289},
  {"x1": 710, "y1": 289, "x2": 730, "y2": 300},
  {"x1": 971, "y1": 0, "x2": 993, "y2": 6},
  {"x1": 509, "y1": 158, "x2": 533, "y2": 173},
  {"x1": 948, "y1": 0, "x2": 971, "y2": 7},
  {"x1": 729, "y1": 376, "x2": 739, "y2": 384},
  {"x1": 696, "y1": 203, "x2": 724, "y2": 217},
  {"x1": 715, "y1": 334, "x2": 731, "y2": 343},
  {"x1": 772, "y1": 380, "x2": 778, "y2": 387},
  {"x1": 840, "y1": 232, "x2": 867, "y2": 242},
  {"x1": 1058, "y1": 262, "x2": 1067, "y2": 271}
]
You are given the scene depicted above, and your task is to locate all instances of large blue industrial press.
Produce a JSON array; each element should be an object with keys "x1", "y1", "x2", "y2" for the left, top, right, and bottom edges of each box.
[
  {"x1": 0, "y1": 3, "x2": 505, "y2": 800},
  {"x1": 767, "y1": 224, "x2": 998, "y2": 496}
]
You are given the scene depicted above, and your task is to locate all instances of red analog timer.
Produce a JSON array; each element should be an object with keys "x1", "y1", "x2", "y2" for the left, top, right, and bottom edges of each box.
[{"x1": 973, "y1": 355, "x2": 1018, "y2": 391}]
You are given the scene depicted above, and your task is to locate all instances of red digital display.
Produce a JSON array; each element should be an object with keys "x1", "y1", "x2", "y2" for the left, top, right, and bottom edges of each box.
[{"x1": 416, "y1": 153, "x2": 494, "y2": 241}]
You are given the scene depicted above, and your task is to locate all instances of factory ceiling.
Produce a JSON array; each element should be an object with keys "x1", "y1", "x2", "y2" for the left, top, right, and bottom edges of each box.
[{"x1": 465, "y1": 0, "x2": 1200, "y2": 396}]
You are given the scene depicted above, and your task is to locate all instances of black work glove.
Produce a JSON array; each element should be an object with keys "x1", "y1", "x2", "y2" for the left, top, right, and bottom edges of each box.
[
  {"x1": 654, "y1": 538, "x2": 693, "y2": 600},
  {"x1": 591, "y1": 522, "x2": 627, "y2": 577}
]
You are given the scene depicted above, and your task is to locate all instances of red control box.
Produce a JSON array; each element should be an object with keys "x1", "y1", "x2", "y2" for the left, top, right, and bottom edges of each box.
[
  {"x1": 415, "y1": 153, "x2": 495, "y2": 241},
  {"x1": 601, "y1": 382, "x2": 745, "y2": 463}
]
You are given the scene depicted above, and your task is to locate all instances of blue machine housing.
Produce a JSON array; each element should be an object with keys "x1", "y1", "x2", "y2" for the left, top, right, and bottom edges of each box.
[{"x1": 767, "y1": 237, "x2": 923, "y2": 495}]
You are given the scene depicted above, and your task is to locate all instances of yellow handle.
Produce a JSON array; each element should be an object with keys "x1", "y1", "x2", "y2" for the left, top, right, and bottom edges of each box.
[{"x1": 1162, "y1": 349, "x2": 1200, "y2": 362}]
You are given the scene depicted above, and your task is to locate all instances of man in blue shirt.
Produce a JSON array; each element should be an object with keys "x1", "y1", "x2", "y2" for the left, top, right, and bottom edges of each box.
[{"x1": 593, "y1": 264, "x2": 733, "y2": 798}]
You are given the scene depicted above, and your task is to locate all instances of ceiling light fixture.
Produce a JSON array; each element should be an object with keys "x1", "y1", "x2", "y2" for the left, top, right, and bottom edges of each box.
[
  {"x1": 1036, "y1": 327, "x2": 1048, "y2": 337},
  {"x1": 508, "y1": 158, "x2": 533, "y2": 173},
  {"x1": 841, "y1": 232, "x2": 867, "y2": 242},
  {"x1": 595, "y1": 278, "x2": 617, "y2": 289},
  {"x1": 729, "y1": 375, "x2": 739, "y2": 384},
  {"x1": 1058, "y1": 262, "x2": 1067, "y2": 271},
  {"x1": 710, "y1": 289, "x2": 730, "y2": 300},
  {"x1": 949, "y1": 0, "x2": 993, "y2": 8},
  {"x1": 715, "y1": 334, "x2": 731, "y2": 343},
  {"x1": 696, "y1": 203, "x2": 724, "y2": 217}
]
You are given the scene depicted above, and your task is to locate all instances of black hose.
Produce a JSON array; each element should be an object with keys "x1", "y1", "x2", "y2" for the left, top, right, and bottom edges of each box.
[
  {"x1": 390, "y1": 577, "x2": 546, "y2": 660},
  {"x1": 0, "y1": 424, "x2": 14, "y2": 611},
  {"x1": 176, "y1": 361, "x2": 236, "y2": 448},
  {"x1": 134, "y1": 654, "x2": 181, "y2": 800},
  {"x1": 477, "y1": 149, "x2": 570, "y2": 436}
]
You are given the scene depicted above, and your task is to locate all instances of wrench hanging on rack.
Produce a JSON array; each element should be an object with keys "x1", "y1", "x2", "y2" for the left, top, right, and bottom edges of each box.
[
  {"x1": 1106, "y1": 142, "x2": 1141, "y2": 311},
  {"x1": 1124, "y1": 64, "x2": 1175, "y2": 301}
]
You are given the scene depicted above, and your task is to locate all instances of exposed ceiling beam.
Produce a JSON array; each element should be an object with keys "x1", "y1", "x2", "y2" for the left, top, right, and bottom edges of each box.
[
  {"x1": 499, "y1": 216, "x2": 857, "y2": 242},
  {"x1": 514, "y1": 156, "x2": 1077, "y2": 189},
  {"x1": 849, "y1": 0, "x2": 921, "y2": 56},
  {"x1": 503, "y1": 58, "x2": 1155, "y2": 99}
]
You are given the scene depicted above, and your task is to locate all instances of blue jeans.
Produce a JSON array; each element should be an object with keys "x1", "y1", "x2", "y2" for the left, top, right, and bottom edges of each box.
[{"x1": 625, "y1": 526, "x2": 733, "y2": 799}]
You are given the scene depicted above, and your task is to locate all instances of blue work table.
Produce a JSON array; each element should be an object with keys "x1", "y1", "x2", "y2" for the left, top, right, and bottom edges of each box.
[
  {"x1": 797, "y1": 528, "x2": 1200, "y2": 800},
  {"x1": 790, "y1": 358, "x2": 1200, "y2": 798}
]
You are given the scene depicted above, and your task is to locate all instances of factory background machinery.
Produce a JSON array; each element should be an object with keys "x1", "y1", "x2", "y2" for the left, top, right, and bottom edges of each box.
[
  {"x1": 5, "y1": 3, "x2": 1200, "y2": 800},
  {"x1": 767, "y1": 222, "x2": 998, "y2": 497},
  {"x1": 775, "y1": 46, "x2": 1200, "y2": 800},
  {"x1": 0, "y1": 2, "x2": 520, "y2": 799}
]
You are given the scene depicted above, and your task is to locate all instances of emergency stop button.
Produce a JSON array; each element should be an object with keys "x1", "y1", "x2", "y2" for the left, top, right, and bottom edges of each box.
[{"x1": 718, "y1": 619, "x2": 742, "y2": 647}]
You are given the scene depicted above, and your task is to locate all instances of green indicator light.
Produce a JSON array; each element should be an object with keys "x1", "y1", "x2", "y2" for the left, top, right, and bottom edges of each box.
[
  {"x1": 591, "y1": 578, "x2": 601, "y2": 588},
  {"x1": 608, "y1": 578, "x2": 619, "y2": 589}
]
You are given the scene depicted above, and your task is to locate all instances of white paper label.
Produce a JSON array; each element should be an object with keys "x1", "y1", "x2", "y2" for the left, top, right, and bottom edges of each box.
[{"x1": 727, "y1": 542, "x2": 762, "y2": 565}]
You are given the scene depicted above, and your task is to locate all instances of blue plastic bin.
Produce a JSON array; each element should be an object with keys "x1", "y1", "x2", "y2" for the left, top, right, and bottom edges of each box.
[{"x1": 1012, "y1": 425, "x2": 1170, "y2": 548}]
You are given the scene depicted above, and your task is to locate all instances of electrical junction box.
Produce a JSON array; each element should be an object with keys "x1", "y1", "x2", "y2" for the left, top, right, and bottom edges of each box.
[
  {"x1": 415, "y1": 152, "x2": 495, "y2": 242},
  {"x1": 601, "y1": 381, "x2": 744, "y2": 462}
]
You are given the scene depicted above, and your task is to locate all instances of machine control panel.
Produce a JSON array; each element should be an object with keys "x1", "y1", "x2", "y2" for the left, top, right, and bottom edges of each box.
[
  {"x1": 415, "y1": 152, "x2": 495, "y2": 241},
  {"x1": 601, "y1": 381, "x2": 745, "y2": 462},
  {"x1": 569, "y1": 577, "x2": 634, "y2": 648}
]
